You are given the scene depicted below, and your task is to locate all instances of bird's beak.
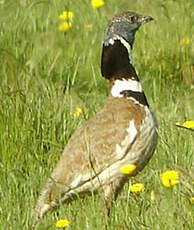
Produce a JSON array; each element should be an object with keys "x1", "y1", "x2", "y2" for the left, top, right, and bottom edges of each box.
[{"x1": 139, "y1": 15, "x2": 154, "y2": 24}]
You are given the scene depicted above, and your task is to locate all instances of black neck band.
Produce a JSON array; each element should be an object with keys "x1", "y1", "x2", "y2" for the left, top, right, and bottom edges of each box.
[
  {"x1": 120, "y1": 90, "x2": 149, "y2": 106},
  {"x1": 101, "y1": 39, "x2": 139, "y2": 81}
]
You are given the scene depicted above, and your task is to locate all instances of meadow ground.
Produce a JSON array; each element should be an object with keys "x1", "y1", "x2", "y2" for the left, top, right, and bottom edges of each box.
[{"x1": 0, "y1": 0, "x2": 194, "y2": 229}]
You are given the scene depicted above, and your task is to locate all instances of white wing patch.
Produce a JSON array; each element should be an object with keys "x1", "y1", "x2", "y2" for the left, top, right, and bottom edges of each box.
[
  {"x1": 115, "y1": 144, "x2": 123, "y2": 157},
  {"x1": 70, "y1": 175, "x2": 83, "y2": 188},
  {"x1": 116, "y1": 120, "x2": 137, "y2": 159},
  {"x1": 111, "y1": 79, "x2": 143, "y2": 98},
  {"x1": 126, "y1": 120, "x2": 138, "y2": 143}
]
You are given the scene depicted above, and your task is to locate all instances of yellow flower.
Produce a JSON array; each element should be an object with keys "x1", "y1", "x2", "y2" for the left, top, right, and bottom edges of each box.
[
  {"x1": 120, "y1": 164, "x2": 136, "y2": 175},
  {"x1": 56, "y1": 219, "x2": 70, "y2": 228},
  {"x1": 129, "y1": 183, "x2": 144, "y2": 195},
  {"x1": 58, "y1": 22, "x2": 72, "y2": 32},
  {"x1": 59, "y1": 11, "x2": 74, "y2": 20},
  {"x1": 180, "y1": 37, "x2": 191, "y2": 46},
  {"x1": 182, "y1": 120, "x2": 194, "y2": 129},
  {"x1": 91, "y1": 0, "x2": 105, "y2": 9},
  {"x1": 150, "y1": 190, "x2": 155, "y2": 201},
  {"x1": 85, "y1": 24, "x2": 93, "y2": 30},
  {"x1": 73, "y1": 107, "x2": 83, "y2": 117},
  {"x1": 189, "y1": 197, "x2": 194, "y2": 203},
  {"x1": 160, "y1": 170, "x2": 179, "y2": 188}
]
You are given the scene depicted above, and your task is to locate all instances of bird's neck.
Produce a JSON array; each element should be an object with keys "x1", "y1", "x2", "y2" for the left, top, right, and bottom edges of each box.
[
  {"x1": 101, "y1": 35, "x2": 149, "y2": 107},
  {"x1": 109, "y1": 78, "x2": 149, "y2": 106},
  {"x1": 101, "y1": 35, "x2": 139, "y2": 81}
]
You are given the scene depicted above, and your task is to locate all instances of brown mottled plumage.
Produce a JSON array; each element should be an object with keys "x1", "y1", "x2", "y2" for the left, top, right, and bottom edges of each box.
[{"x1": 35, "y1": 11, "x2": 157, "y2": 221}]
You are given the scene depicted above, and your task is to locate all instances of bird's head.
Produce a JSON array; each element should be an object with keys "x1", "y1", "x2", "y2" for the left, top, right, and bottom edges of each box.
[
  {"x1": 101, "y1": 11, "x2": 153, "y2": 80},
  {"x1": 104, "y1": 11, "x2": 153, "y2": 48}
]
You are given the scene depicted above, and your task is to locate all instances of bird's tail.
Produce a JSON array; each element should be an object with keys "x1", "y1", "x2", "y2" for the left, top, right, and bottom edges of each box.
[{"x1": 35, "y1": 179, "x2": 57, "y2": 221}]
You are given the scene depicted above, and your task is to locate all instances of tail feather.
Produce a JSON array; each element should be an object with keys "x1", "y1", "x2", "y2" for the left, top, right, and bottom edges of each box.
[{"x1": 35, "y1": 180, "x2": 57, "y2": 220}]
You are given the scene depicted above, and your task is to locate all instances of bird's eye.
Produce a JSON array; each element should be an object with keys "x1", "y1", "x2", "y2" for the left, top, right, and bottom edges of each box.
[{"x1": 130, "y1": 16, "x2": 136, "y2": 23}]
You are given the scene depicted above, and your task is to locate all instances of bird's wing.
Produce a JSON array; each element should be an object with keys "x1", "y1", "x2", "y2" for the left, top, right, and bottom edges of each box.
[{"x1": 50, "y1": 98, "x2": 146, "y2": 191}]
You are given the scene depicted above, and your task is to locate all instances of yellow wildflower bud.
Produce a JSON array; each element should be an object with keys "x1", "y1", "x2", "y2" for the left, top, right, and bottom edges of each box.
[
  {"x1": 180, "y1": 37, "x2": 191, "y2": 46},
  {"x1": 160, "y1": 170, "x2": 179, "y2": 188},
  {"x1": 150, "y1": 190, "x2": 155, "y2": 201},
  {"x1": 91, "y1": 0, "x2": 105, "y2": 9},
  {"x1": 189, "y1": 197, "x2": 194, "y2": 203},
  {"x1": 182, "y1": 120, "x2": 194, "y2": 129},
  {"x1": 58, "y1": 22, "x2": 72, "y2": 32},
  {"x1": 85, "y1": 24, "x2": 93, "y2": 30},
  {"x1": 59, "y1": 11, "x2": 74, "y2": 20},
  {"x1": 120, "y1": 164, "x2": 136, "y2": 175},
  {"x1": 73, "y1": 107, "x2": 83, "y2": 117},
  {"x1": 129, "y1": 183, "x2": 144, "y2": 195},
  {"x1": 56, "y1": 219, "x2": 70, "y2": 228}
]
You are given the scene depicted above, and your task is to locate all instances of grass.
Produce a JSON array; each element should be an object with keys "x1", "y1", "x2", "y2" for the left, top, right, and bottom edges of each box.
[{"x1": 0, "y1": 0, "x2": 194, "y2": 229}]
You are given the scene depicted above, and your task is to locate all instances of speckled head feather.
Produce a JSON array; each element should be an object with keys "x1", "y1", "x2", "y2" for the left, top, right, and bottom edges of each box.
[{"x1": 104, "y1": 11, "x2": 153, "y2": 47}]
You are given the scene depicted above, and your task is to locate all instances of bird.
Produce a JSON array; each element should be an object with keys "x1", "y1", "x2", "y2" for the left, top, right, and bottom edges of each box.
[{"x1": 35, "y1": 11, "x2": 158, "y2": 220}]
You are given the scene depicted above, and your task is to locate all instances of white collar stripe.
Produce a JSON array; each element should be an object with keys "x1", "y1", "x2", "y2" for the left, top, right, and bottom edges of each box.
[{"x1": 111, "y1": 79, "x2": 143, "y2": 98}]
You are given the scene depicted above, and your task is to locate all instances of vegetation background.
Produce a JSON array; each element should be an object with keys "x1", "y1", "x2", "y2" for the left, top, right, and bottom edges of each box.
[{"x1": 0, "y1": 0, "x2": 193, "y2": 229}]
